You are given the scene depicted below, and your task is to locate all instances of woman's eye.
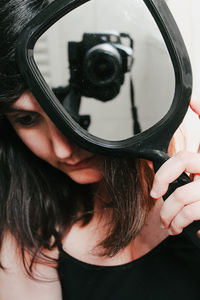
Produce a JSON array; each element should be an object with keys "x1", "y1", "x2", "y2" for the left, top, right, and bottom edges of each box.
[{"x1": 14, "y1": 113, "x2": 40, "y2": 127}]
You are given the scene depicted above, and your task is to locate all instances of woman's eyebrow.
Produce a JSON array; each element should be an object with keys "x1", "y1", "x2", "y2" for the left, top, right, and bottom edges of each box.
[{"x1": 6, "y1": 107, "x2": 36, "y2": 114}]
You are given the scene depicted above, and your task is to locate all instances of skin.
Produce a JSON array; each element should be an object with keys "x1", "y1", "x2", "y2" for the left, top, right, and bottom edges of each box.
[
  {"x1": 6, "y1": 91, "x2": 200, "y2": 241},
  {"x1": 2, "y1": 92, "x2": 200, "y2": 299},
  {"x1": 5, "y1": 91, "x2": 169, "y2": 258},
  {"x1": 6, "y1": 91, "x2": 103, "y2": 185},
  {"x1": 0, "y1": 233, "x2": 62, "y2": 300},
  {"x1": 2, "y1": 91, "x2": 104, "y2": 300},
  {"x1": 151, "y1": 98, "x2": 200, "y2": 236}
]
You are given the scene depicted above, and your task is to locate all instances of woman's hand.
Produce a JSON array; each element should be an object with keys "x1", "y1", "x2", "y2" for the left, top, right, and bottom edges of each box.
[
  {"x1": 150, "y1": 98, "x2": 200, "y2": 236},
  {"x1": 150, "y1": 151, "x2": 200, "y2": 235},
  {"x1": 190, "y1": 99, "x2": 200, "y2": 118}
]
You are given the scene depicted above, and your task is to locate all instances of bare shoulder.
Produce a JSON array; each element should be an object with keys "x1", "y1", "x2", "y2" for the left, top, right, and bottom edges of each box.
[{"x1": 0, "y1": 233, "x2": 62, "y2": 300}]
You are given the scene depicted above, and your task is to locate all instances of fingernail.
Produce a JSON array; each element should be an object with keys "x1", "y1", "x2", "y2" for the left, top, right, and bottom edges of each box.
[
  {"x1": 150, "y1": 190, "x2": 159, "y2": 199},
  {"x1": 168, "y1": 229, "x2": 174, "y2": 236},
  {"x1": 161, "y1": 223, "x2": 166, "y2": 230}
]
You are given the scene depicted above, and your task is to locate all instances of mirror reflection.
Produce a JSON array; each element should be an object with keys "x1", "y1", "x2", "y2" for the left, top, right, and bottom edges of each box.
[{"x1": 34, "y1": 0, "x2": 175, "y2": 141}]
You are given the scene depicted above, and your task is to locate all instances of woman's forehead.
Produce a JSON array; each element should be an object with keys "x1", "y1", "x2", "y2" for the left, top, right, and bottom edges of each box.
[{"x1": 12, "y1": 91, "x2": 41, "y2": 112}]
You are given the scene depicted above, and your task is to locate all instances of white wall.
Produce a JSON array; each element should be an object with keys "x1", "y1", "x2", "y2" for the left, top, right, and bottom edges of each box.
[{"x1": 167, "y1": 0, "x2": 200, "y2": 151}]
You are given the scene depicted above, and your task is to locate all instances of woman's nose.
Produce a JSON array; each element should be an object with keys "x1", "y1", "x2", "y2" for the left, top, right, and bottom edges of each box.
[{"x1": 49, "y1": 122, "x2": 74, "y2": 159}]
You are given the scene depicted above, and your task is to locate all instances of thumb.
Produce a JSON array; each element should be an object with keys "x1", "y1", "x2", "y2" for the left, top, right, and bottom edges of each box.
[{"x1": 190, "y1": 99, "x2": 200, "y2": 117}]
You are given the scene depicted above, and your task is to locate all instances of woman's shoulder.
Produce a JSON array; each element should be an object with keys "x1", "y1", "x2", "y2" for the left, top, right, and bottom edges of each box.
[{"x1": 0, "y1": 233, "x2": 62, "y2": 300}]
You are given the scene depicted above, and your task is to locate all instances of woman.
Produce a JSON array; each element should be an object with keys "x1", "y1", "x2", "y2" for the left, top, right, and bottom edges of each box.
[{"x1": 0, "y1": 1, "x2": 200, "y2": 299}]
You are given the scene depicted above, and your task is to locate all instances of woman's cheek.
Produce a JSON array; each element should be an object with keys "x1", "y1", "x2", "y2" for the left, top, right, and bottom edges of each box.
[{"x1": 17, "y1": 130, "x2": 53, "y2": 163}]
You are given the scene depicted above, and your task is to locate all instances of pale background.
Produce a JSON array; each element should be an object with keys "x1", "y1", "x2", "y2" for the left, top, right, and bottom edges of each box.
[{"x1": 167, "y1": 0, "x2": 200, "y2": 151}]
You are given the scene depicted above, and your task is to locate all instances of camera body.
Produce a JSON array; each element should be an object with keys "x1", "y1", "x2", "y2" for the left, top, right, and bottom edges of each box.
[{"x1": 68, "y1": 32, "x2": 133, "y2": 101}]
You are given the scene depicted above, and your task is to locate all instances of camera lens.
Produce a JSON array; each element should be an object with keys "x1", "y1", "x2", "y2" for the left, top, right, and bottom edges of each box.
[
  {"x1": 91, "y1": 54, "x2": 116, "y2": 82},
  {"x1": 84, "y1": 44, "x2": 122, "y2": 86}
]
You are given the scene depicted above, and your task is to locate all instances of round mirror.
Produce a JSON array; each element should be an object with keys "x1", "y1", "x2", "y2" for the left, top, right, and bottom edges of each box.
[{"x1": 33, "y1": 0, "x2": 175, "y2": 141}]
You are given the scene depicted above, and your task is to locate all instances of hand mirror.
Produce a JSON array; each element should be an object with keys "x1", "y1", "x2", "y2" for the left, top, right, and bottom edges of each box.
[{"x1": 16, "y1": 0, "x2": 199, "y2": 246}]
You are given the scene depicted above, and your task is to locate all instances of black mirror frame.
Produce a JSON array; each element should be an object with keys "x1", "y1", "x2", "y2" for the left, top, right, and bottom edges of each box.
[{"x1": 16, "y1": 0, "x2": 192, "y2": 161}]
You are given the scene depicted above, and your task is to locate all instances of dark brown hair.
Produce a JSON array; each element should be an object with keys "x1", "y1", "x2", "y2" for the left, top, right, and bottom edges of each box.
[{"x1": 0, "y1": 0, "x2": 155, "y2": 275}]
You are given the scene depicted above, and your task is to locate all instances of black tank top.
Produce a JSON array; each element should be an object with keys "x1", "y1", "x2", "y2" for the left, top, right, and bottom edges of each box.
[{"x1": 58, "y1": 234, "x2": 200, "y2": 300}]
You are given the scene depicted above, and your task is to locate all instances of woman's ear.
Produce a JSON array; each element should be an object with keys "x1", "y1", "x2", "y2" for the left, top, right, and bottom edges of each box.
[{"x1": 146, "y1": 160, "x2": 154, "y2": 171}]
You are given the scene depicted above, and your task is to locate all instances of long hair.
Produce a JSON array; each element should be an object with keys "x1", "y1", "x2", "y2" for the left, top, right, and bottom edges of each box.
[{"x1": 0, "y1": 0, "x2": 155, "y2": 274}]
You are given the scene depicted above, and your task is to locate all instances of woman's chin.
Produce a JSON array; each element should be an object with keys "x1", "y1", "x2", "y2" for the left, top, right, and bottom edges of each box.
[{"x1": 66, "y1": 169, "x2": 103, "y2": 185}]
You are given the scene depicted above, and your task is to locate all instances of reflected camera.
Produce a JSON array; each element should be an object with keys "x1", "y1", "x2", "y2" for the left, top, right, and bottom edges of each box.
[{"x1": 68, "y1": 32, "x2": 133, "y2": 101}]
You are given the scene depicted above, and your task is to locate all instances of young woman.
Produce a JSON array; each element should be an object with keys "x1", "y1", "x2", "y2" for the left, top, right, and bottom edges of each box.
[{"x1": 1, "y1": 1, "x2": 200, "y2": 299}]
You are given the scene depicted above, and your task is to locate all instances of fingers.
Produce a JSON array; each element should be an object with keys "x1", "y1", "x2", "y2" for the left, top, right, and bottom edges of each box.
[
  {"x1": 190, "y1": 99, "x2": 200, "y2": 117},
  {"x1": 150, "y1": 151, "x2": 200, "y2": 236},
  {"x1": 150, "y1": 151, "x2": 200, "y2": 199},
  {"x1": 169, "y1": 201, "x2": 200, "y2": 235},
  {"x1": 160, "y1": 179, "x2": 200, "y2": 229}
]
